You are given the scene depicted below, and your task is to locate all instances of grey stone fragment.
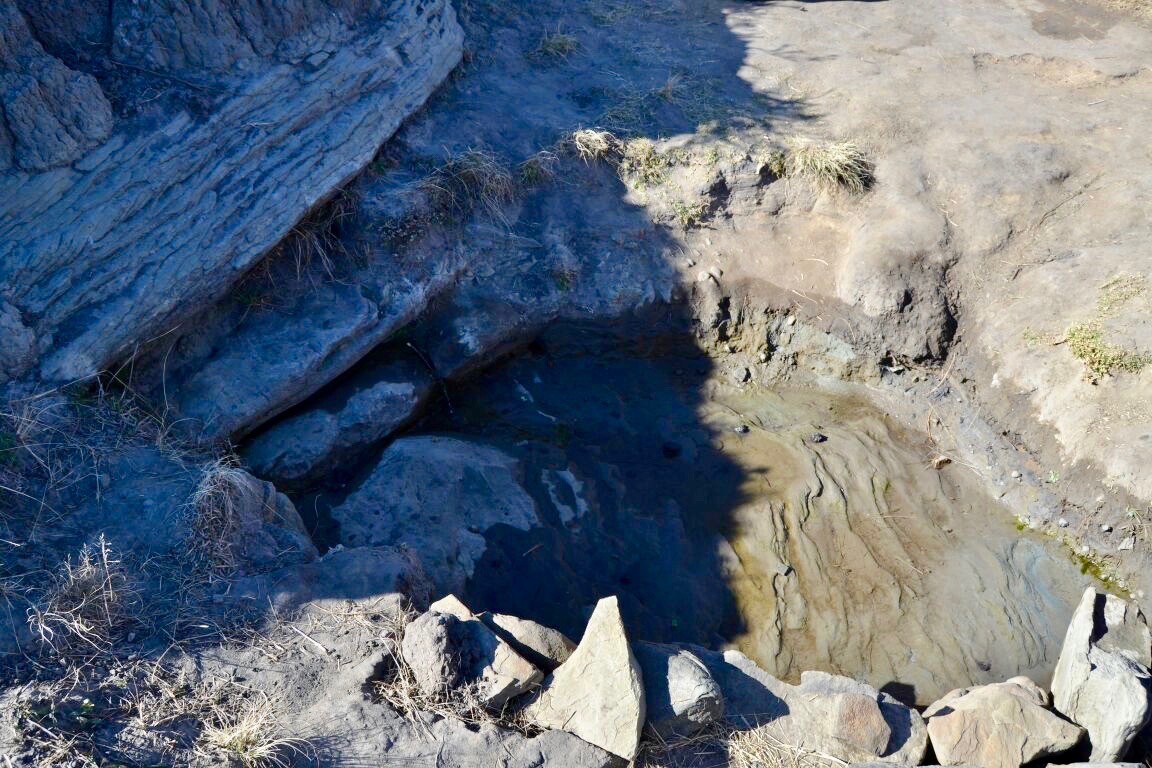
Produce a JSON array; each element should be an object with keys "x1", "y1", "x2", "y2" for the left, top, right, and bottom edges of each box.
[
  {"x1": 243, "y1": 357, "x2": 435, "y2": 479},
  {"x1": 1052, "y1": 588, "x2": 1152, "y2": 762},
  {"x1": 633, "y1": 641, "x2": 724, "y2": 738},
  {"x1": 480, "y1": 612, "x2": 577, "y2": 673},
  {"x1": 924, "y1": 678, "x2": 1084, "y2": 768}
]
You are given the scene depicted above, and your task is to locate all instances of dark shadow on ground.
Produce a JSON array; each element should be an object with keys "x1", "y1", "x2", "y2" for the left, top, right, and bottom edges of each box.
[{"x1": 276, "y1": 0, "x2": 818, "y2": 648}]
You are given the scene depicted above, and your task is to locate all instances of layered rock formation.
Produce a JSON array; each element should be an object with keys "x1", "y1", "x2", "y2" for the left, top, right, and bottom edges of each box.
[{"x1": 0, "y1": 0, "x2": 463, "y2": 385}]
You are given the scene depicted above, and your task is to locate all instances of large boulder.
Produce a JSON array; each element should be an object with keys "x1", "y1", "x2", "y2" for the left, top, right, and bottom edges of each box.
[
  {"x1": 633, "y1": 642, "x2": 724, "y2": 739},
  {"x1": 1051, "y1": 588, "x2": 1152, "y2": 761},
  {"x1": 797, "y1": 671, "x2": 928, "y2": 765},
  {"x1": 689, "y1": 647, "x2": 924, "y2": 764},
  {"x1": 924, "y1": 678, "x2": 1084, "y2": 768},
  {"x1": 330, "y1": 436, "x2": 540, "y2": 594},
  {"x1": 401, "y1": 601, "x2": 542, "y2": 709},
  {"x1": 525, "y1": 596, "x2": 646, "y2": 761},
  {"x1": 1, "y1": 0, "x2": 463, "y2": 387}
]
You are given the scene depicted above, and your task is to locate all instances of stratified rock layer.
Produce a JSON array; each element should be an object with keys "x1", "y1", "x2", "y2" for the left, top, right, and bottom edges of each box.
[{"x1": 0, "y1": 0, "x2": 463, "y2": 385}]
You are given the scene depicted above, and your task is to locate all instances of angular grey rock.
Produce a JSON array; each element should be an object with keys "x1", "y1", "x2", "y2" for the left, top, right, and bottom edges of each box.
[
  {"x1": 243, "y1": 357, "x2": 435, "y2": 482},
  {"x1": 429, "y1": 594, "x2": 474, "y2": 620},
  {"x1": 0, "y1": 0, "x2": 463, "y2": 385},
  {"x1": 924, "y1": 678, "x2": 1084, "y2": 768},
  {"x1": 689, "y1": 648, "x2": 920, "y2": 764},
  {"x1": 480, "y1": 612, "x2": 577, "y2": 673},
  {"x1": 633, "y1": 642, "x2": 724, "y2": 738},
  {"x1": 330, "y1": 436, "x2": 539, "y2": 593},
  {"x1": 401, "y1": 606, "x2": 542, "y2": 709},
  {"x1": 1051, "y1": 588, "x2": 1152, "y2": 762},
  {"x1": 525, "y1": 596, "x2": 646, "y2": 761}
]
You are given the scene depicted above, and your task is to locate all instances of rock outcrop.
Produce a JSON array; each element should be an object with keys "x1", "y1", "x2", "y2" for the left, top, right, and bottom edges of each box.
[
  {"x1": 525, "y1": 596, "x2": 646, "y2": 761},
  {"x1": 330, "y1": 436, "x2": 540, "y2": 593},
  {"x1": 243, "y1": 357, "x2": 435, "y2": 484},
  {"x1": 1051, "y1": 588, "x2": 1152, "y2": 762},
  {"x1": 0, "y1": 0, "x2": 463, "y2": 386},
  {"x1": 924, "y1": 678, "x2": 1084, "y2": 768}
]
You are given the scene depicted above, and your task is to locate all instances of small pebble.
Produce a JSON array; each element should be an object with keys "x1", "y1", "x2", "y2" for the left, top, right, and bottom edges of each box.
[
  {"x1": 759, "y1": 351, "x2": 769, "y2": 363},
  {"x1": 685, "y1": 258, "x2": 696, "y2": 267},
  {"x1": 785, "y1": 315, "x2": 796, "y2": 326},
  {"x1": 775, "y1": 563, "x2": 793, "y2": 577},
  {"x1": 734, "y1": 424, "x2": 749, "y2": 434},
  {"x1": 1010, "y1": 470, "x2": 1021, "y2": 479},
  {"x1": 1080, "y1": 544, "x2": 1091, "y2": 554},
  {"x1": 1100, "y1": 524, "x2": 1113, "y2": 533},
  {"x1": 809, "y1": 432, "x2": 828, "y2": 444},
  {"x1": 1057, "y1": 518, "x2": 1069, "y2": 528}
]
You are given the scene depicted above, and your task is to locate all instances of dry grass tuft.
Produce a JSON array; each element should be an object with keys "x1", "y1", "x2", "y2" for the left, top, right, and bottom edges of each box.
[
  {"x1": 671, "y1": 200, "x2": 709, "y2": 230},
  {"x1": 419, "y1": 148, "x2": 516, "y2": 222},
  {"x1": 28, "y1": 535, "x2": 141, "y2": 656},
  {"x1": 199, "y1": 694, "x2": 312, "y2": 768},
  {"x1": 637, "y1": 720, "x2": 846, "y2": 768},
  {"x1": 785, "y1": 139, "x2": 874, "y2": 193},
  {"x1": 570, "y1": 129, "x2": 621, "y2": 162},
  {"x1": 189, "y1": 456, "x2": 252, "y2": 573},
  {"x1": 534, "y1": 26, "x2": 579, "y2": 59}
]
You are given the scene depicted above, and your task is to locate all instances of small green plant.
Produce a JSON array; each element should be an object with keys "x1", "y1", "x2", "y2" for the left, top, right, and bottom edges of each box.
[
  {"x1": 519, "y1": 150, "x2": 559, "y2": 185},
  {"x1": 570, "y1": 129, "x2": 620, "y2": 162},
  {"x1": 534, "y1": 26, "x2": 579, "y2": 59},
  {"x1": 552, "y1": 267, "x2": 578, "y2": 291},
  {"x1": 671, "y1": 200, "x2": 708, "y2": 229},
  {"x1": 764, "y1": 149, "x2": 787, "y2": 179},
  {"x1": 1065, "y1": 321, "x2": 1150, "y2": 381},
  {"x1": 619, "y1": 138, "x2": 667, "y2": 187},
  {"x1": 785, "y1": 138, "x2": 874, "y2": 193}
]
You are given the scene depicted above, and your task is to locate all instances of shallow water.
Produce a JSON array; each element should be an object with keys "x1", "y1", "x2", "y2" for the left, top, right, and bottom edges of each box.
[{"x1": 406, "y1": 319, "x2": 1091, "y2": 703}]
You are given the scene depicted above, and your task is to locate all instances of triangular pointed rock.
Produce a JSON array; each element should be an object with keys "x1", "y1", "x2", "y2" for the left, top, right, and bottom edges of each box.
[{"x1": 525, "y1": 596, "x2": 645, "y2": 760}]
